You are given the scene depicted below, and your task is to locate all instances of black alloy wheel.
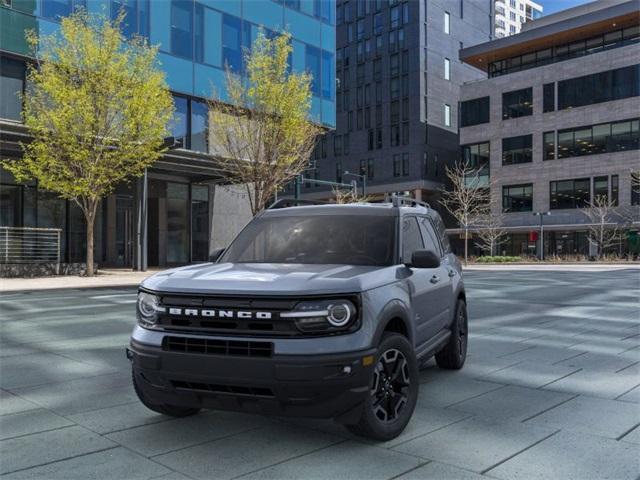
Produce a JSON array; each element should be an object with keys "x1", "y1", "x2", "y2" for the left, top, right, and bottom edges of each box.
[{"x1": 371, "y1": 348, "x2": 410, "y2": 423}]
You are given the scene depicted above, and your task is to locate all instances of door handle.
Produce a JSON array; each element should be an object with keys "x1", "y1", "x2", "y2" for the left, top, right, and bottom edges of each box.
[{"x1": 430, "y1": 275, "x2": 440, "y2": 284}]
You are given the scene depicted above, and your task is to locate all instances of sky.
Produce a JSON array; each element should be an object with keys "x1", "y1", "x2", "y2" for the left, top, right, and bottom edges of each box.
[{"x1": 541, "y1": 0, "x2": 593, "y2": 15}]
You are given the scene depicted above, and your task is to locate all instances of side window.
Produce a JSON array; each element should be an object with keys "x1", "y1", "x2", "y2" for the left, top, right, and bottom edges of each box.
[
  {"x1": 432, "y1": 215, "x2": 451, "y2": 253},
  {"x1": 419, "y1": 217, "x2": 442, "y2": 257},
  {"x1": 402, "y1": 217, "x2": 424, "y2": 263}
]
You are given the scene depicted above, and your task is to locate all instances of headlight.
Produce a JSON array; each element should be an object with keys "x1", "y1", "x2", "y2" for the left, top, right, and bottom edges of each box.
[
  {"x1": 136, "y1": 292, "x2": 164, "y2": 327},
  {"x1": 282, "y1": 299, "x2": 358, "y2": 333}
]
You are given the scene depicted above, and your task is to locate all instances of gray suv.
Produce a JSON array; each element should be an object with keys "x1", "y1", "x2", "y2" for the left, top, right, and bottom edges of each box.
[{"x1": 128, "y1": 197, "x2": 467, "y2": 440}]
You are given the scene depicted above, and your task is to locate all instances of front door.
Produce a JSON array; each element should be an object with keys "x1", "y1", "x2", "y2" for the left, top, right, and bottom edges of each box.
[{"x1": 115, "y1": 195, "x2": 133, "y2": 267}]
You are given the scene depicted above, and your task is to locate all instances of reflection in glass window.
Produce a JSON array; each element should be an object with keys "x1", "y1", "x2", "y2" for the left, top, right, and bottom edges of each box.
[
  {"x1": 170, "y1": 0, "x2": 193, "y2": 59},
  {"x1": 550, "y1": 178, "x2": 590, "y2": 209},
  {"x1": 543, "y1": 131, "x2": 555, "y2": 160},
  {"x1": 502, "y1": 87, "x2": 532, "y2": 119},
  {"x1": 166, "y1": 183, "x2": 189, "y2": 264},
  {"x1": 222, "y1": 14, "x2": 242, "y2": 71},
  {"x1": 190, "y1": 100, "x2": 208, "y2": 153},
  {"x1": 502, "y1": 184, "x2": 533, "y2": 212},
  {"x1": 460, "y1": 96, "x2": 489, "y2": 127},
  {"x1": 461, "y1": 142, "x2": 490, "y2": 182},
  {"x1": 0, "y1": 57, "x2": 25, "y2": 121},
  {"x1": 557, "y1": 118, "x2": 640, "y2": 158},
  {"x1": 543, "y1": 83, "x2": 555, "y2": 113},
  {"x1": 111, "y1": 0, "x2": 148, "y2": 38},
  {"x1": 306, "y1": 45, "x2": 321, "y2": 97},
  {"x1": 169, "y1": 95, "x2": 188, "y2": 148},
  {"x1": 502, "y1": 134, "x2": 532, "y2": 165},
  {"x1": 558, "y1": 65, "x2": 639, "y2": 110},
  {"x1": 321, "y1": 50, "x2": 334, "y2": 100},
  {"x1": 41, "y1": 0, "x2": 72, "y2": 20},
  {"x1": 191, "y1": 185, "x2": 209, "y2": 262}
]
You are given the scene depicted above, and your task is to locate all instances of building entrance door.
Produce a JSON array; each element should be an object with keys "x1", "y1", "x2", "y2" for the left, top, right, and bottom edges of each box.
[{"x1": 115, "y1": 196, "x2": 133, "y2": 267}]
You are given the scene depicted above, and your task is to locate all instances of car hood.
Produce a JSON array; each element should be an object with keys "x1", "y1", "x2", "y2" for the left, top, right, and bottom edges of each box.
[{"x1": 141, "y1": 262, "x2": 399, "y2": 295}]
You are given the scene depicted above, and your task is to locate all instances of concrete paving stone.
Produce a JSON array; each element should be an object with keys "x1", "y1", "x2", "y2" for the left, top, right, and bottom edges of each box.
[
  {"x1": 520, "y1": 334, "x2": 584, "y2": 349},
  {"x1": 619, "y1": 425, "x2": 640, "y2": 445},
  {"x1": 417, "y1": 377, "x2": 504, "y2": 409},
  {"x1": 0, "y1": 342, "x2": 42, "y2": 358},
  {"x1": 106, "y1": 410, "x2": 270, "y2": 457},
  {"x1": 466, "y1": 338, "x2": 535, "y2": 358},
  {"x1": 479, "y1": 362, "x2": 581, "y2": 388},
  {"x1": 239, "y1": 440, "x2": 423, "y2": 480},
  {"x1": 11, "y1": 372, "x2": 136, "y2": 415},
  {"x1": 449, "y1": 385, "x2": 574, "y2": 422},
  {"x1": 617, "y1": 385, "x2": 640, "y2": 403},
  {"x1": 153, "y1": 423, "x2": 344, "y2": 480},
  {"x1": 392, "y1": 417, "x2": 557, "y2": 473},
  {"x1": 0, "y1": 353, "x2": 117, "y2": 389},
  {"x1": 3, "y1": 447, "x2": 170, "y2": 480},
  {"x1": 0, "y1": 408, "x2": 73, "y2": 440},
  {"x1": 69, "y1": 401, "x2": 170, "y2": 434},
  {"x1": 487, "y1": 430, "x2": 640, "y2": 480},
  {"x1": 0, "y1": 426, "x2": 116, "y2": 475},
  {"x1": 568, "y1": 337, "x2": 638, "y2": 355},
  {"x1": 394, "y1": 461, "x2": 488, "y2": 480},
  {"x1": 0, "y1": 390, "x2": 40, "y2": 416},
  {"x1": 149, "y1": 473, "x2": 193, "y2": 480},
  {"x1": 419, "y1": 356, "x2": 520, "y2": 383},
  {"x1": 500, "y1": 346, "x2": 586, "y2": 365},
  {"x1": 525, "y1": 395, "x2": 640, "y2": 439},
  {"x1": 542, "y1": 369, "x2": 640, "y2": 399},
  {"x1": 555, "y1": 352, "x2": 637, "y2": 372}
]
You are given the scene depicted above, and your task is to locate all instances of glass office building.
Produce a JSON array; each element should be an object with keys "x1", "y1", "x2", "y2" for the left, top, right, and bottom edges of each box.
[{"x1": 0, "y1": 0, "x2": 335, "y2": 269}]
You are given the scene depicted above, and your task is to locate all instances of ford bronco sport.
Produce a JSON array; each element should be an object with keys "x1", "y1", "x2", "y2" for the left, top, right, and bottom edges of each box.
[{"x1": 128, "y1": 196, "x2": 468, "y2": 440}]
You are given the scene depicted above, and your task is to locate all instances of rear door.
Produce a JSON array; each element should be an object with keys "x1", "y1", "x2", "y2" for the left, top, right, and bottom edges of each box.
[
  {"x1": 419, "y1": 216, "x2": 454, "y2": 332},
  {"x1": 401, "y1": 216, "x2": 444, "y2": 347}
]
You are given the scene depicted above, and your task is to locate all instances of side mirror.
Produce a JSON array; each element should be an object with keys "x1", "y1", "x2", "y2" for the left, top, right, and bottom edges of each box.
[
  {"x1": 408, "y1": 249, "x2": 440, "y2": 269},
  {"x1": 209, "y1": 248, "x2": 225, "y2": 263}
]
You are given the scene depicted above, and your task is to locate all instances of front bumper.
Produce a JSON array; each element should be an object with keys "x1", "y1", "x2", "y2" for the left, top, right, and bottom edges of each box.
[{"x1": 128, "y1": 338, "x2": 376, "y2": 422}]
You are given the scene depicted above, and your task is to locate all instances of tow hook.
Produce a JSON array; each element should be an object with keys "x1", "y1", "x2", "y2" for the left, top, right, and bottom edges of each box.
[{"x1": 125, "y1": 348, "x2": 134, "y2": 361}]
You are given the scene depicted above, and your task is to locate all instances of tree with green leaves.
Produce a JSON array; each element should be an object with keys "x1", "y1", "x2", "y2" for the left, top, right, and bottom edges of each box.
[
  {"x1": 3, "y1": 11, "x2": 173, "y2": 276},
  {"x1": 208, "y1": 31, "x2": 320, "y2": 216}
]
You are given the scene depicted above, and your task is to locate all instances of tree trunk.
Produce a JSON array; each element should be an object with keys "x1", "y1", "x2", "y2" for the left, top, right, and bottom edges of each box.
[
  {"x1": 84, "y1": 200, "x2": 98, "y2": 277},
  {"x1": 464, "y1": 225, "x2": 468, "y2": 266}
]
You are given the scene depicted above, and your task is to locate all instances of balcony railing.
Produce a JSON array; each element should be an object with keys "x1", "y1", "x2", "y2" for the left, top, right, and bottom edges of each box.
[{"x1": 0, "y1": 227, "x2": 62, "y2": 269}]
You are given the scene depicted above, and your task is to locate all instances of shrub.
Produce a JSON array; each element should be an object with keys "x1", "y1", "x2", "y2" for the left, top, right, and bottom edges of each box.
[{"x1": 475, "y1": 256, "x2": 523, "y2": 263}]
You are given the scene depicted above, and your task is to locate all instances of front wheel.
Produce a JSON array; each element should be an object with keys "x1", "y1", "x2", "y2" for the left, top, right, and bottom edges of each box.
[
  {"x1": 435, "y1": 299, "x2": 468, "y2": 370},
  {"x1": 132, "y1": 370, "x2": 201, "y2": 418},
  {"x1": 346, "y1": 333, "x2": 419, "y2": 441}
]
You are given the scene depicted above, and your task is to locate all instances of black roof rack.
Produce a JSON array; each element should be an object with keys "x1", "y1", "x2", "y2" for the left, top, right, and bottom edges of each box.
[
  {"x1": 268, "y1": 198, "x2": 329, "y2": 209},
  {"x1": 388, "y1": 194, "x2": 431, "y2": 209}
]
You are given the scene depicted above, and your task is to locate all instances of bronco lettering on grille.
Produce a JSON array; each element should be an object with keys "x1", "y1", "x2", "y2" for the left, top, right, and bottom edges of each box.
[{"x1": 167, "y1": 308, "x2": 273, "y2": 320}]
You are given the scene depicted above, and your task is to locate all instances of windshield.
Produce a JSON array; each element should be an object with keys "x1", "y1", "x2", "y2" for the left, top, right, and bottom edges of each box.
[{"x1": 220, "y1": 214, "x2": 396, "y2": 266}]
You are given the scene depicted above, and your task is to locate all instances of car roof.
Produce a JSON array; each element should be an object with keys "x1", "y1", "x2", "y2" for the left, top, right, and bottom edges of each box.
[{"x1": 261, "y1": 202, "x2": 436, "y2": 218}]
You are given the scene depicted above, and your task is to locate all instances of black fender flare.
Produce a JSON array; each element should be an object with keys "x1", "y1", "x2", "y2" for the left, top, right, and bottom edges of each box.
[{"x1": 372, "y1": 299, "x2": 413, "y2": 347}]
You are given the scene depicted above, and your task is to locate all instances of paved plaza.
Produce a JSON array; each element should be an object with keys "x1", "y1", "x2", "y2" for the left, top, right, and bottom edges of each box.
[{"x1": 0, "y1": 268, "x2": 639, "y2": 479}]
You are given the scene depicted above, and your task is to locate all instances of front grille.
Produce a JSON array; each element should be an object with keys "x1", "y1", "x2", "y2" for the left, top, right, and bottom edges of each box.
[
  {"x1": 171, "y1": 380, "x2": 274, "y2": 398},
  {"x1": 163, "y1": 336, "x2": 273, "y2": 357}
]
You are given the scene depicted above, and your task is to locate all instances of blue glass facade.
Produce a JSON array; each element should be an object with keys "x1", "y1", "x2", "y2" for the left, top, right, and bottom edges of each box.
[{"x1": 0, "y1": 0, "x2": 336, "y2": 128}]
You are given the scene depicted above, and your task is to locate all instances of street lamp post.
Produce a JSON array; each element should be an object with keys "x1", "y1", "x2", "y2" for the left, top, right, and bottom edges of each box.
[
  {"x1": 344, "y1": 171, "x2": 367, "y2": 197},
  {"x1": 533, "y1": 211, "x2": 551, "y2": 260}
]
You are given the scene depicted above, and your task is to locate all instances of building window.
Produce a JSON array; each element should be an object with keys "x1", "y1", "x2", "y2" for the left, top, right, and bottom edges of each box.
[
  {"x1": 221, "y1": 13, "x2": 242, "y2": 71},
  {"x1": 390, "y1": 5, "x2": 400, "y2": 29},
  {"x1": 502, "y1": 134, "x2": 532, "y2": 165},
  {"x1": 461, "y1": 142, "x2": 490, "y2": 182},
  {"x1": 376, "y1": 129, "x2": 383, "y2": 149},
  {"x1": 367, "y1": 158, "x2": 374, "y2": 179},
  {"x1": 502, "y1": 87, "x2": 532, "y2": 119},
  {"x1": 444, "y1": 58, "x2": 451, "y2": 80},
  {"x1": 543, "y1": 82, "x2": 555, "y2": 113},
  {"x1": 343, "y1": 133, "x2": 350, "y2": 155},
  {"x1": 190, "y1": 99, "x2": 208, "y2": 153},
  {"x1": 171, "y1": 0, "x2": 194, "y2": 59},
  {"x1": 368, "y1": 129, "x2": 374, "y2": 150},
  {"x1": 444, "y1": 11, "x2": 450, "y2": 34},
  {"x1": 0, "y1": 56, "x2": 25, "y2": 121},
  {"x1": 333, "y1": 135, "x2": 342, "y2": 156},
  {"x1": 393, "y1": 155, "x2": 401, "y2": 176},
  {"x1": 444, "y1": 104, "x2": 451, "y2": 127},
  {"x1": 550, "y1": 178, "x2": 591, "y2": 209},
  {"x1": 112, "y1": 0, "x2": 149, "y2": 38},
  {"x1": 503, "y1": 184, "x2": 533, "y2": 212},
  {"x1": 336, "y1": 161, "x2": 342, "y2": 183},
  {"x1": 460, "y1": 96, "x2": 489, "y2": 127},
  {"x1": 632, "y1": 173, "x2": 640, "y2": 206},
  {"x1": 402, "y1": 153, "x2": 409, "y2": 176},
  {"x1": 594, "y1": 175, "x2": 608, "y2": 202},
  {"x1": 41, "y1": 0, "x2": 86, "y2": 20},
  {"x1": 391, "y1": 125, "x2": 400, "y2": 146},
  {"x1": 558, "y1": 64, "x2": 640, "y2": 110},
  {"x1": 374, "y1": 12, "x2": 383, "y2": 34},
  {"x1": 321, "y1": 50, "x2": 334, "y2": 100},
  {"x1": 557, "y1": 118, "x2": 639, "y2": 159},
  {"x1": 305, "y1": 45, "x2": 321, "y2": 97},
  {"x1": 543, "y1": 131, "x2": 555, "y2": 160},
  {"x1": 170, "y1": 95, "x2": 189, "y2": 148},
  {"x1": 611, "y1": 175, "x2": 619, "y2": 206}
]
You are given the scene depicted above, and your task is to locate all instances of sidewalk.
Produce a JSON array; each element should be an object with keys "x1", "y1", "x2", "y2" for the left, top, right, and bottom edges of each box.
[
  {"x1": 0, "y1": 269, "x2": 161, "y2": 293},
  {"x1": 464, "y1": 262, "x2": 640, "y2": 271}
]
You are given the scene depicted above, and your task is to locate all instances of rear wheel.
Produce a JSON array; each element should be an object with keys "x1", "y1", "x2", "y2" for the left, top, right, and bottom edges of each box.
[
  {"x1": 132, "y1": 370, "x2": 200, "y2": 418},
  {"x1": 435, "y1": 299, "x2": 468, "y2": 370},
  {"x1": 346, "y1": 332, "x2": 418, "y2": 441}
]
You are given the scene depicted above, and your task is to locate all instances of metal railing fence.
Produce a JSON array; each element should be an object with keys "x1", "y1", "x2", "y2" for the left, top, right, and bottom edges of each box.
[{"x1": 0, "y1": 227, "x2": 62, "y2": 267}]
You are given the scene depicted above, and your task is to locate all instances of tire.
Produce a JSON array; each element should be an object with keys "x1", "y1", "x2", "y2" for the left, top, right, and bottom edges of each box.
[
  {"x1": 132, "y1": 370, "x2": 201, "y2": 418},
  {"x1": 435, "y1": 299, "x2": 468, "y2": 370},
  {"x1": 346, "y1": 332, "x2": 419, "y2": 441}
]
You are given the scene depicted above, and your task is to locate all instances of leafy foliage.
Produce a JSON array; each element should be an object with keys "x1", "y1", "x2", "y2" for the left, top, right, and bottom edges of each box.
[
  {"x1": 208, "y1": 31, "x2": 320, "y2": 215},
  {"x1": 3, "y1": 11, "x2": 173, "y2": 275}
]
